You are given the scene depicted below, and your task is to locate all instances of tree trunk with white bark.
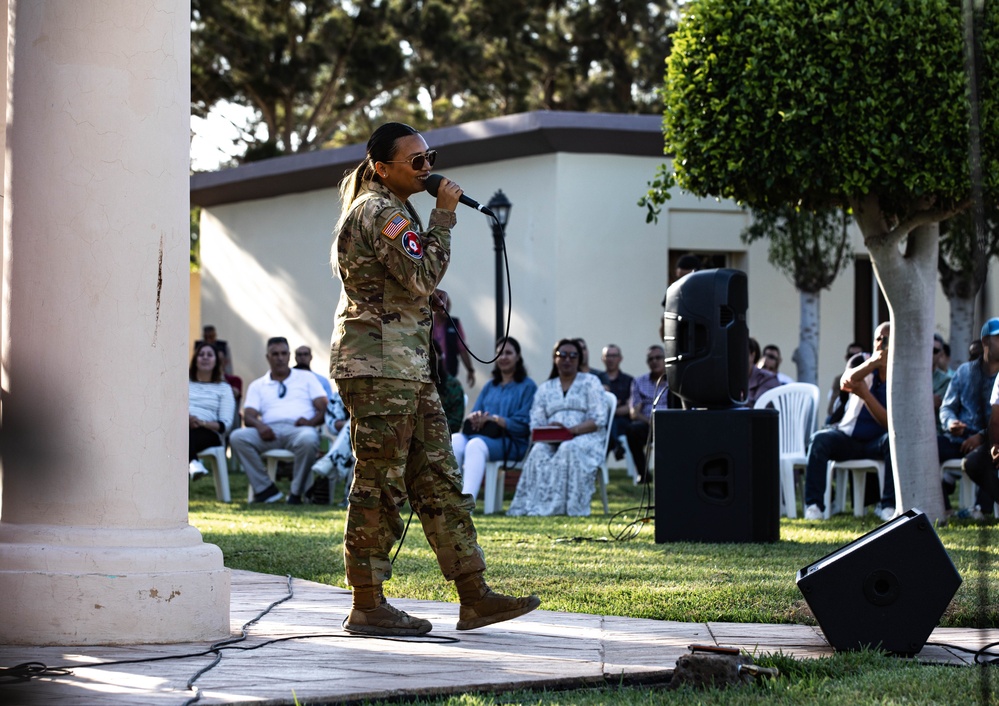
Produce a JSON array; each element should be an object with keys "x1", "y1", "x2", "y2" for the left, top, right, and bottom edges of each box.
[
  {"x1": 859, "y1": 217, "x2": 944, "y2": 522},
  {"x1": 792, "y1": 290, "x2": 820, "y2": 385},
  {"x1": 948, "y1": 295, "x2": 978, "y2": 366}
]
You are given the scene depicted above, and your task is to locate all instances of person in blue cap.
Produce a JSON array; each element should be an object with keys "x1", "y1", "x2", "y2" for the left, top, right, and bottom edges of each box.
[{"x1": 957, "y1": 318, "x2": 999, "y2": 517}]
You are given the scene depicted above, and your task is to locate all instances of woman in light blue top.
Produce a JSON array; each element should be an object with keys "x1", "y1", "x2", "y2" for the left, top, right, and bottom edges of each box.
[{"x1": 452, "y1": 337, "x2": 536, "y2": 501}]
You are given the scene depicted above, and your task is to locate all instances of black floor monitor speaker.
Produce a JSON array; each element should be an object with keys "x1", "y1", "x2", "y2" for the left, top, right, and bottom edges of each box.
[
  {"x1": 796, "y1": 509, "x2": 962, "y2": 655},
  {"x1": 654, "y1": 408, "x2": 779, "y2": 543}
]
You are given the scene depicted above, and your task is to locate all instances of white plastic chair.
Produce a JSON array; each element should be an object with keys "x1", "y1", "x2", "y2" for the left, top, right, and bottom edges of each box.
[
  {"x1": 196, "y1": 445, "x2": 232, "y2": 503},
  {"x1": 944, "y1": 457, "x2": 999, "y2": 514},
  {"x1": 247, "y1": 448, "x2": 295, "y2": 502},
  {"x1": 753, "y1": 382, "x2": 820, "y2": 519},
  {"x1": 594, "y1": 391, "x2": 618, "y2": 514},
  {"x1": 483, "y1": 458, "x2": 522, "y2": 515},
  {"x1": 618, "y1": 434, "x2": 639, "y2": 481},
  {"x1": 824, "y1": 459, "x2": 884, "y2": 518}
]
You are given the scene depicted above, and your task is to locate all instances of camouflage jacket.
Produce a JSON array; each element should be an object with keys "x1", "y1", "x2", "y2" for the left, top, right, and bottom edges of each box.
[{"x1": 330, "y1": 182, "x2": 456, "y2": 382}]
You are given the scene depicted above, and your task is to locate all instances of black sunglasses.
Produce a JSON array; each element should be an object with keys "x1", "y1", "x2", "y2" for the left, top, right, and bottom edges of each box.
[
  {"x1": 383, "y1": 150, "x2": 437, "y2": 171},
  {"x1": 555, "y1": 351, "x2": 579, "y2": 359},
  {"x1": 278, "y1": 381, "x2": 287, "y2": 399}
]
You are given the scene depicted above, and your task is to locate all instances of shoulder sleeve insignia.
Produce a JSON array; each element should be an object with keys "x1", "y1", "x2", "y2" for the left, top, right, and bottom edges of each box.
[
  {"x1": 381, "y1": 213, "x2": 410, "y2": 240},
  {"x1": 402, "y1": 231, "x2": 424, "y2": 259}
]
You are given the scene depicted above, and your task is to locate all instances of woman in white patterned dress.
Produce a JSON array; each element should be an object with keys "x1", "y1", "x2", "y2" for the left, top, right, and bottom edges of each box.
[{"x1": 507, "y1": 338, "x2": 609, "y2": 516}]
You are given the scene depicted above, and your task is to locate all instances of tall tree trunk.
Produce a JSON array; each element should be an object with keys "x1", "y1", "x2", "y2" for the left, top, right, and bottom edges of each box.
[
  {"x1": 948, "y1": 294, "x2": 977, "y2": 367},
  {"x1": 865, "y1": 222, "x2": 944, "y2": 522},
  {"x1": 792, "y1": 290, "x2": 820, "y2": 385}
]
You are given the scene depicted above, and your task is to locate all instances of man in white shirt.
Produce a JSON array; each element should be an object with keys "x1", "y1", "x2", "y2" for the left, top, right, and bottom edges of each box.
[{"x1": 231, "y1": 337, "x2": 328, "y2": 504}]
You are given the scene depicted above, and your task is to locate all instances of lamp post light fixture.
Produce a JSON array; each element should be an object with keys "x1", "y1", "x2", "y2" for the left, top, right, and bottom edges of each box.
[{"x1": 487, "y1": 190, "x2": 512, "y2": 345}]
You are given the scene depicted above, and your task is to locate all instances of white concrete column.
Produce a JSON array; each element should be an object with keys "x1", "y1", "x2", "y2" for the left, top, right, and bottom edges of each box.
[{"x1": 0, "y1": 1, "x2": 229, "y2": 644}]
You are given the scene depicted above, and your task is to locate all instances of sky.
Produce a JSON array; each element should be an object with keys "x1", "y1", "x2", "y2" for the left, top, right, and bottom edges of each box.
[{"x1": 190, "y1": 101, "x2": 254, "y2": 173}]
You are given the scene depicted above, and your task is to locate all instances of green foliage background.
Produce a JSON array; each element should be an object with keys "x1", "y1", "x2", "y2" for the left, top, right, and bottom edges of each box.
[{"x1": 662, "y1": 0, "x2": 999, "y2": 214}]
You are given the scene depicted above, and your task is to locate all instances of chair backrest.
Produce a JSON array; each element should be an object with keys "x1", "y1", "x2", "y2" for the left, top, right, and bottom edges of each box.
[
  {"x1": 601, "y1": 391, "x2": 618, "y2": 455},
  {"x1": 753, "y1": 382, "x2": 820, "y2": 456}
]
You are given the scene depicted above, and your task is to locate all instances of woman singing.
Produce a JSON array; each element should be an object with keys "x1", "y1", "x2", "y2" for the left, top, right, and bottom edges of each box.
[{"x1": 330, "y1": 122, "x2": 539, "y2": 636}]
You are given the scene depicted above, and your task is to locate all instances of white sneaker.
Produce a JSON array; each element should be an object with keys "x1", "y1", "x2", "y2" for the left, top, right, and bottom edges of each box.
[
  {"x1": 804, "y1": 504, "x2": 824, "y2": 520},
  {"x1": 312, "y1": 455, "x2": 334, "y2": 477},
  {"x1": 876, "y1": 506, "x2": 896, "y2": 522},
  {"x1": 189, "y1": 459, "x2": 209, "y2": 480}
]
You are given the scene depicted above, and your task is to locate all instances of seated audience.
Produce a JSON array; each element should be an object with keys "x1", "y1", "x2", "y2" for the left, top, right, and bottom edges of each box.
[
  {"x1": 452, "y1": 337, "x2": 537, "y2": 502},
  {"x1": 804, "y1": 321, "x2": 895, "y2": 521},
  {"x1": 759, "y1": 344, "x2": 794, "y2": 384},
  {"x1": 965, "y1": 365, "x2": 999, "y2": 515},
  {"x1": 434, "y1": 340, "x2": 466, "y2": 434},
  {"x1": 295, "y1": 344, "x2": 334, "y2": 399},
  {"x1": 932, "y1": 333, "x2": 953, "y2": 434},
  {"x1": 432, "y1": 288, "x2": 476, "y2": 388},
  {"x1": 827, "y1": 341, "x2": 865, "y2": 423},
  {"x1": 200, "y1": 324, "x2": 234, "y2": 376},
  {"x1": 970, "y1": 339, "x2": 984, "y2": 362},
  {"x1": 215, "y1": 347, "x2": 243, "y2": 430},
  {"x1": 597, "y1": 344, "x2": 633, "y2": 460},
  {"x1": 746, "y1": 337, "x2": 781, "y2": 406},
  {"x1": 310, "y1": 388, "x2": 353, "y2": 505},
  {"x1": 574, "y1": 337, "x2": 603, "y2": 377},
  {"x1": 188, "y1": 342, "x2": 236, "y2": 480},
  {"x1": 507, "y1": 339, "x2": 608, "y2": 516},
  {"x1": 942, "y1": 318, "x2": 999, "y2": 515},
  {"x1": 230, "y1": 336, "x2": 328, "y2": 504},
  {"x1": 625, "y1": 345, "x2": 670, "y2": 483}
]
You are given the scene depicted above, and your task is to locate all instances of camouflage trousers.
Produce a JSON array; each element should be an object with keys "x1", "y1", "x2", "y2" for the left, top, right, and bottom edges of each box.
[{"x1": 335, "y1": 377, "x2": 486, "y2": 587}]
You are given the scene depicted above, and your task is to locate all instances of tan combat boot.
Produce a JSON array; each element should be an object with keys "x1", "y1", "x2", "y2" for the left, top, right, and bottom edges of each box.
[
  {"x1": 454, "y1": 572, "x2": 541, "y2": 631},
  {"x1": 343, "y1": 585, "x2": 432, "y2": 636}
]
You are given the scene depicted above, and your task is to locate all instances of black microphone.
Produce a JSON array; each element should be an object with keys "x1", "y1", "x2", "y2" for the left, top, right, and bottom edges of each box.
[{"x1": 424, "y1": 173, "x2": 496, "y2": 218}]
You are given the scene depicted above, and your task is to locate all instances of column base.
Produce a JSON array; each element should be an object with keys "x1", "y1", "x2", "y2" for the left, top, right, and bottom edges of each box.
[{"x1": 0, "y1": 524, "x2": 230, "y2": 645}]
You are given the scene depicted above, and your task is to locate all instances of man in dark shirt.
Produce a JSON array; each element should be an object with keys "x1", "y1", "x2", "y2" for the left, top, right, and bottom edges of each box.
[{"x1": 597, "y1": 344, "x2": 634, "y2": 459}]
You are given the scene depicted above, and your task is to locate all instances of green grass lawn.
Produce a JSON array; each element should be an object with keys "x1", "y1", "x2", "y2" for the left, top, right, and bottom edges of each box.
[{"x1": 189, "y1": 468, "x2": 999, "y2": 705}]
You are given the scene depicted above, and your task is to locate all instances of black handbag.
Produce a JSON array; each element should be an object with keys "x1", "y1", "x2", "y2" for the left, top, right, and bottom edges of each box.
[{"x1": 462, "y1": 419, "x2": 504, "y2": 438}]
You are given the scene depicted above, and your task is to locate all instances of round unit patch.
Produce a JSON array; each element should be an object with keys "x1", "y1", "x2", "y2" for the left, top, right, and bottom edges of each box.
[{"x1": 402, "y1": 231, "x2": 424, "y2": 259}]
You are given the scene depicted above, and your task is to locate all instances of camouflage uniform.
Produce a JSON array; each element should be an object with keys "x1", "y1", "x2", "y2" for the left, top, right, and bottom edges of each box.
[{"x1": 331, "y1": 182, "x2": 486, "y2": 587}]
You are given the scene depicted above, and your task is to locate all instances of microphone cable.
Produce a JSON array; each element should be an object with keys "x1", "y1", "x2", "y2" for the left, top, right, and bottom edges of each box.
[
  {"x1": 396, "y1": 211, "x2": 513, "y2": 565},
  {"x1": 0, "y1": 575, "x2": 459, "y2": 706},
  {"x1": 439, "y1": 212, "x2": 513, "y2": 367},
  {"x1": 608, "y1": 375, "x2": 668, "y2": 541}
]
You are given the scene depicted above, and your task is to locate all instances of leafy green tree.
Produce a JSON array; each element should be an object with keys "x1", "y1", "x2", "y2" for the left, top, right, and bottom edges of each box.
[
  {"x1": 938, "y1": 207, "x2": 999, "y2": 360},
  {"x1": 741, "y1": 207, "x2": 852, "y2": 386},
  {"x1": 191, "y1": 0, "x2": 679, "y2": 163},
  {"x1": 192, "y1": 0, "x2": 411, "y2": 160},
  {"x1": 649, "y1": 0, "x2": 999, "y2": 521}
]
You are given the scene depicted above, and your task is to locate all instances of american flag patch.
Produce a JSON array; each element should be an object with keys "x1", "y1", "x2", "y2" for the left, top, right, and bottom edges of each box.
[{"x1": 381, "y1": 213, "x2": 410, "y2": 240}]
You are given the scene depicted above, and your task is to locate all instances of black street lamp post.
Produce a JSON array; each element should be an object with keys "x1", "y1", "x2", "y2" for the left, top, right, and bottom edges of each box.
[{"x1": 486, "y1": 190, "x2": 512, "y2": 344}]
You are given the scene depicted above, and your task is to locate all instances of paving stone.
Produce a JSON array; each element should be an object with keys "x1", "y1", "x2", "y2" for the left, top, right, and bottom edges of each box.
[{"x1": 0, "y1": 568, "x2": 988, "y2": 706}]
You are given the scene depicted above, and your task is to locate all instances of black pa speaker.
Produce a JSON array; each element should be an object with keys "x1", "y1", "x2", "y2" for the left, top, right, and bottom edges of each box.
[
  {"x1": 796, "y1": 509, "x2": 962, "y2": 655},
  {"x1": 663, "y1": 268, "x2": 748, "y2": 409},
  {"x1": 654, "y1": 408, "x2": 779, "y2": 543}
]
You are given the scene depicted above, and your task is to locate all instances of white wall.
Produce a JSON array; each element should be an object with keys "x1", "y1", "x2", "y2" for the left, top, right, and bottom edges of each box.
[{"x1": 200, "y1": 151, "x2": 974, "y2": 408}]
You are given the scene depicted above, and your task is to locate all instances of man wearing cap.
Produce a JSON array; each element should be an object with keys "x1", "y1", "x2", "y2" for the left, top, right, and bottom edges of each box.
[{"x1": 951, "y1": 318, "x2": 999, "y2": 516}]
